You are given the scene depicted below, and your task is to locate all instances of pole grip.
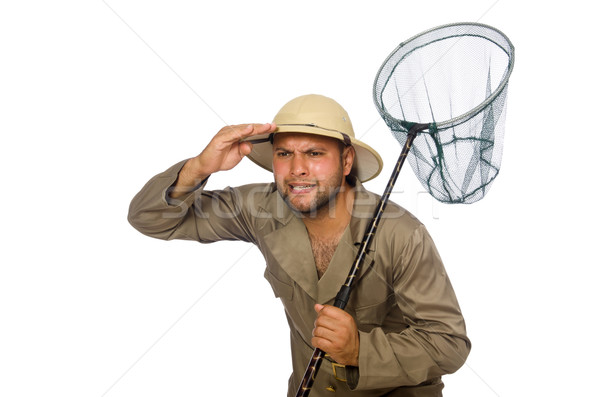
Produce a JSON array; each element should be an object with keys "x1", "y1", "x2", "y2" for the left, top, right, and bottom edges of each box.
[{"x1": 294, "y1": 348, "x2": 326, "y2": 397}]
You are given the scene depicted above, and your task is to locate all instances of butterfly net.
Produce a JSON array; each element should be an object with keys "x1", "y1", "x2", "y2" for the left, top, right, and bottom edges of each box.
[{"x1": 373, "y1": 23, "x2": 515, "y2": 204}]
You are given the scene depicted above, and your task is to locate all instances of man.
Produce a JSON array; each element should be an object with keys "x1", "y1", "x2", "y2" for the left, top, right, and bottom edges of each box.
[{"x1": 128, "y1": 94, "x2": 470, "y2": 396}]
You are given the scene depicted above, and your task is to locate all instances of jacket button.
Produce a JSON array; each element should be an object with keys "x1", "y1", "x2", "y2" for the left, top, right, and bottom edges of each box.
[{"x1": 326, "y1": 385, "x2": 336, "y2": 392}]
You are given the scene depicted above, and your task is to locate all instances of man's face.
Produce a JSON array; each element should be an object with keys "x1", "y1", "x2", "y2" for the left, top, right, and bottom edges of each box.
[{"x1": 272, "y1": 133, "x2": 354, "y2": 215}]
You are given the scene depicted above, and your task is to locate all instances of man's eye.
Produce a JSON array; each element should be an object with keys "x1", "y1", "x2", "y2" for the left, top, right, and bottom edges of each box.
[
  {"x1": 309, "y1": 151, "x2": 323, "y2": 157},
  {"x1": 276, "y1": 151, "x2": 290, "y2": 157}
]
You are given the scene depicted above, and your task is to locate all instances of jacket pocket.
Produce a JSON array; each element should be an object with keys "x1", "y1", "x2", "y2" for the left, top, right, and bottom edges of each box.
[
  {"x1": 354, "y1": 293, "x2": 395, "y2": 327},
  {"x1": 264, "y1": 268, "x2": 294, "y2": 301}
]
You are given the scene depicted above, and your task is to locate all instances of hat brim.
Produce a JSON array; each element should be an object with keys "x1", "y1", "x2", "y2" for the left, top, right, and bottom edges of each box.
[{"x1": 244, "y1": 125, "x2": 383, "y2": 182}]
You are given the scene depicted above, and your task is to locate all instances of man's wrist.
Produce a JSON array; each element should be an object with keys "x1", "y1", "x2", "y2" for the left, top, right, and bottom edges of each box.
[{"x1": 169, "y1": 159, "x2": 209, "y2": 198}]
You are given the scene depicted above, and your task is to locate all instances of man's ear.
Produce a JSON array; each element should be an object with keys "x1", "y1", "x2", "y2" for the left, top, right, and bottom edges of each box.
[{"x1": 342, "y1": 146, "x2": 355, "y2": 176}]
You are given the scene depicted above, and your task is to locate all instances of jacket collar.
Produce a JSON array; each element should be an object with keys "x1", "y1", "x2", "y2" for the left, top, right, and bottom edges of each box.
[{"x1": 261, "y1": 179, "x2": 380, "y2": 303}]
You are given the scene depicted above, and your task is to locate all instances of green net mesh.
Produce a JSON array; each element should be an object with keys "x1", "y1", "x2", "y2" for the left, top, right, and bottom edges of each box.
[{"x1": 373, "y1": 23, "x2": 515, "y2": 204}]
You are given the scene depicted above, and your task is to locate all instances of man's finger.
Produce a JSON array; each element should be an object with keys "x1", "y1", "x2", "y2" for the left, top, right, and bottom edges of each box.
[
  {"x1": 315, "y1": 304, "x2": 348, "y2": 320},
  {"x1": 239, "y1": 123, "x2": 276, "y2": 138},
  {"x1": 240, "y1": 123, "x2": 278, "y2": 144},
  {"x1": 238, "y1": 141, "x2": 253, "y2": 156}
]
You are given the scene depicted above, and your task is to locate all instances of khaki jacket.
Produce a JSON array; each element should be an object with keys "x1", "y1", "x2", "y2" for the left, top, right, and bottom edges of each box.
[{"x1": 128, "y1": 161, "x2": 470, "y2": 397}]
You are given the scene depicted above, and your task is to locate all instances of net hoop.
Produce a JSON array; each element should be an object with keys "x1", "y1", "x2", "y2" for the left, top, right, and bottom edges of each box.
[{"x1": 373, "y1": 22, "x2": 515, "y2": 131}]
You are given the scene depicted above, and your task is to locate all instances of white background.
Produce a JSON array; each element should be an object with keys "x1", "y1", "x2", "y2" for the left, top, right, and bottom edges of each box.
[{"x1": 1, "y1": 1, "x2": 598, "y2": 396}]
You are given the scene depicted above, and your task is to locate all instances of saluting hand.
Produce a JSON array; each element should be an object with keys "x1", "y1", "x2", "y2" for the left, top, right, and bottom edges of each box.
[
  {"x1": 312, "y1": 303, "x2": 359, "y2": 367},
  {"x1": 171, "y1": 123, "x2": 276, "y2": 197}
]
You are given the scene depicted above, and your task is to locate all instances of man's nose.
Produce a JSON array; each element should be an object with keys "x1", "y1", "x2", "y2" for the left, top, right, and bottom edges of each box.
[{"x1": 290, "y1": 154, "x2": 308, "y2": 177}]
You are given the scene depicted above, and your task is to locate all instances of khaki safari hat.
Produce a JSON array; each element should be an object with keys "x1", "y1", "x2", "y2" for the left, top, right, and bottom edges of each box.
[{"x1": 245, "y1": 94, "x2": 383, "y2": 182}]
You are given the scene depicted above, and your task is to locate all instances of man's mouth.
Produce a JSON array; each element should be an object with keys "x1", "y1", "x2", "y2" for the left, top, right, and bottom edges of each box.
[{"x1": 289, "y1": 183, "x2": 316, "y2": 193}]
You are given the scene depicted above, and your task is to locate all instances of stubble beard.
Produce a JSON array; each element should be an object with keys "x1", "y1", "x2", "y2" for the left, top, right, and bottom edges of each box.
[{"x1": 276, "y1": 169, "x2": 344, "y2": 218}]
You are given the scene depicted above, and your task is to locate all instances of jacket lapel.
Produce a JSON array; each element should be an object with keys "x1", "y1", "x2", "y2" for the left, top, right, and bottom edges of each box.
[{"x1": 261, "y1": 191, "x2": 319, "y2": 301}]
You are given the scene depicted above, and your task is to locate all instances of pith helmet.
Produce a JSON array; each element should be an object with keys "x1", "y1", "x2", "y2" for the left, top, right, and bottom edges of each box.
[{"x1": 245, "y1": 94, "x2": 383, "y2": 182}]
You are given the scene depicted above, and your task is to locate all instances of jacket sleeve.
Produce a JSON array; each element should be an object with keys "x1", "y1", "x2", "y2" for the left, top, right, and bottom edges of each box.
[
  {"x1": 348, "y1": 225, "x2": 471, "y2": 390},
  {"x1": 127, "y1": 160, "x2": 257, "y2": 244}
]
